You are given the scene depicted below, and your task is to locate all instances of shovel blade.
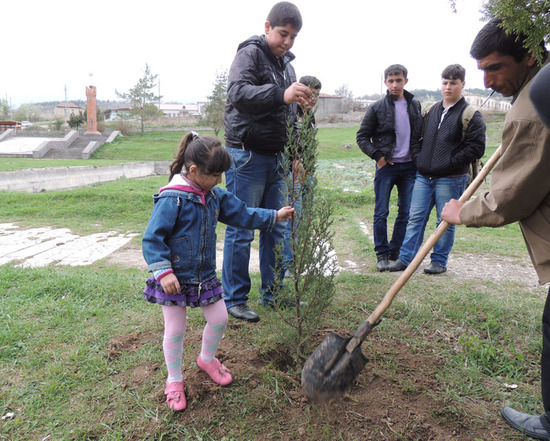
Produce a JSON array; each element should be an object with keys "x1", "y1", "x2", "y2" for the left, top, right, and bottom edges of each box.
[{"x1": 301, "y1": 332, "x2": 368, "y2": 403}]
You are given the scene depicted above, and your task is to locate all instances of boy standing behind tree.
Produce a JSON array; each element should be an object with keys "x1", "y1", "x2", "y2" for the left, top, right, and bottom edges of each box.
[
  {"x1": 356, "y1": 64, "x2": 423, "y2": 272},
  {"x1": 222, "y1": 2, "x2": 313, "y2": 322}
]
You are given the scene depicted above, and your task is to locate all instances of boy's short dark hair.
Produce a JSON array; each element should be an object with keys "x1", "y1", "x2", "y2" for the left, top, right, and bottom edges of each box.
[
  {"x1": 470, "y1": 17, "x2": 547, "y2": 62},
  {"x1": 299, "y1": 75, "x2": 322, "y2": 90},
  {"x1": 384, "y1": 64, "x2": 408, "y2": 80},
  {"x1": 442, "y1": 64, "x2": 466, "y2": 82},
  {"x1": 267, "y1": 2, "x2": 302, "y2": 31}
]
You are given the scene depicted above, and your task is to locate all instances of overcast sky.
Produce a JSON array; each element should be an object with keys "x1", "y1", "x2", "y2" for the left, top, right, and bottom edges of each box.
[{"x1": 2, "y1": 0, "x2": 492, "y2": 108}]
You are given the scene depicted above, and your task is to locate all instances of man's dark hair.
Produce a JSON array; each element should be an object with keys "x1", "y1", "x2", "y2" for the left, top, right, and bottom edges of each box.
[
  {"x1": 470, "y1": 17, "x2": 547, "y2": 62},
  {"x1": 267, "y1": 2, "x2": 302, "y2": 31},
  {"x1": 299, "y1": 75, "x2": 322, "y2": 90},
  {"x1": 384, "y1": 64, "x2": 408, "y2": 80},
  {"x1": 442, "y1": 64, "x2": 466, "y2": 82}
]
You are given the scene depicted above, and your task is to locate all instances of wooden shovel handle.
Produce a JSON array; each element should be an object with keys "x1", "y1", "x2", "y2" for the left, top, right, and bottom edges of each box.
[{"x1": 347, "y1": 145, "x2": 503, "y2": 351}]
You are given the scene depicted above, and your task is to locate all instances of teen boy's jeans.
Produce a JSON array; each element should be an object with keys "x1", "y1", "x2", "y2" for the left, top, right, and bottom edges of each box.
[
  {"x1": 222, "y1": 148, "x2": 287, "y2": 308},
  {"x1": 398, "y1": 173, "x2": 468, "y2": 268},
  {"x1": 373, "y1": 161, "x2": 416, "y2": 258}
]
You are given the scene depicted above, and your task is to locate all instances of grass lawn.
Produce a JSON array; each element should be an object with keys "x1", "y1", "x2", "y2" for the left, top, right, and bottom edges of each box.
[{"x1": 1, "y1": 112, "x2": 546, "y2": 440}]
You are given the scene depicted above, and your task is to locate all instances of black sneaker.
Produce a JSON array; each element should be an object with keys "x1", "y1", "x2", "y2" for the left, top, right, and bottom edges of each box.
[{"x1": 376, "y1": 255, "x2": 390, "y2": 272}]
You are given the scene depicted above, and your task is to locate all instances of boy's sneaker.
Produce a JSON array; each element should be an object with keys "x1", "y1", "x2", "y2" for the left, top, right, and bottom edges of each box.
[
  {"x1": 164, "y1": 381, "x2": 186, "y2": 411},
  {"x1": 197, "y1": 356, "x2": 233, "y2": 386}
]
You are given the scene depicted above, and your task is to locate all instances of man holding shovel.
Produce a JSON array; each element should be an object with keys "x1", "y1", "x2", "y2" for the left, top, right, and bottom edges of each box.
[{"x1": 442, "y1": 18, "x2": 550, "y2": 440}]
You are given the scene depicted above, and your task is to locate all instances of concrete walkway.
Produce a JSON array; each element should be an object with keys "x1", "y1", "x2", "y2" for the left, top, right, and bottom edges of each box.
[{"x1": 0, "y1": 223, "x2": 138, "y2": 268}]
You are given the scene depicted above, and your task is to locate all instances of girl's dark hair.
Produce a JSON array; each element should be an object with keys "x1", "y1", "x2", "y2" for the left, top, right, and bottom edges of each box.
[
  {"x1": 169, "y1": 132, "x2": 232, "y2": 180},
  {"x1": 267, "y1": 1, "x2": 302, "y2": 31}
]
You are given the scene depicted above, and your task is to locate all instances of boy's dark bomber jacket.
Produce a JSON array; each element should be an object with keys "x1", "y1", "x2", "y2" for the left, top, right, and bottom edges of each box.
[
  {"x1": 356, "y1": 90, "x2": 423, "y2": 163},
  {"x1": 414, "y1": 97, "x2": 486, "y2": 178},
  {"x1": 224, "y1": 35, "x2": 297, "y2": 156}
]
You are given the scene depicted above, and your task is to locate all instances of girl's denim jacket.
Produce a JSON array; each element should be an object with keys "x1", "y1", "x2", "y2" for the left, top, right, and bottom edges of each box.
[{"x1": 142, "y1": 186, "x2": 277, "y2": 284}]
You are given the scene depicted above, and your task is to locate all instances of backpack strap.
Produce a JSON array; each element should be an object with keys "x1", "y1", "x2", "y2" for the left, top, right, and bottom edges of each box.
[
  {"x1": 460, "y1": 103, "x2": 482, "y2": 185},
  {"x1": 461, "y1": 104, "x2": 477, "y2": 142}
]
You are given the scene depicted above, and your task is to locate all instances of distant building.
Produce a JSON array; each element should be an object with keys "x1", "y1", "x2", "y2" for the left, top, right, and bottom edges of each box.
[
  {"x1": 54, "y1": 102, "x2": 84, "y2": 118},
  {"x1": 158, "y1": 103, "x2": 185, "y2": 118},
  {"x1": 103, "y1": 107, "x2": 133, "y2": 121},
  {"x1": 464, "y1": 91, "x2": 511, "y2": 111},
  {"x1": 315, "y1": 94, "x2": 343, "y2": 119},
  {"x1": 103, "y1": 103, "x2": 205, "y2": 121}
]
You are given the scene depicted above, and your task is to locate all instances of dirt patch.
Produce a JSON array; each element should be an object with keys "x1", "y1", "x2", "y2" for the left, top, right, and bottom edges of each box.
[{"x1": 106, "y1": 326, "x2": 511, "y2": 440}]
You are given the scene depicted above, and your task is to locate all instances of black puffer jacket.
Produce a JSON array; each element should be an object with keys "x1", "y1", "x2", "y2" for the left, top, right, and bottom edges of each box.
[
  {"x1": 356, "y1": 90, "x2": 423, "y2": 162},
  {"x1": 224, "y1": 35, "x2": 297, "y2": 155},
  {"x1": 414, "y1": 97, "x2": 486, "y2": 178}
]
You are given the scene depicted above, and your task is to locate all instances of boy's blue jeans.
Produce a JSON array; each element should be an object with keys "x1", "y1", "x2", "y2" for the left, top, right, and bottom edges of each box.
[
  {"x1": 398, "y1": 173, "x2": 468, "y2": 268},
  {"x1": 222, "y1": 148, "x2": 287, "y2": 308},
  {"x1": 373, "y1": 161, "x2": 416, "y2": 258}
]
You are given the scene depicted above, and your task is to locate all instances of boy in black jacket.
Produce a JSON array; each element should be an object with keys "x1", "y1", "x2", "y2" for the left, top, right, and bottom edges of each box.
[
  {"x1": 356, "y1": 64, "x2": 423, "y2": 272},
  {"x1": 389, "y1": 64, "x2": 485, "y2": 274},
  {"x1": 222, "y1": 1, "x2": 313, "y2": 322}
]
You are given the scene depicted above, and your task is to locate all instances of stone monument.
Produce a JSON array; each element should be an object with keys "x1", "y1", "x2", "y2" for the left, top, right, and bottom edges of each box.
[{"x1": 85, "y1": 85, "x2": 101, "y2": 135}]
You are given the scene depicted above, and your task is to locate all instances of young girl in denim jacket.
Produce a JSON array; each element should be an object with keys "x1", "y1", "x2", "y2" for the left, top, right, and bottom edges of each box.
[{"x1": 142, "y1": 132, "x2": 295, "y2": 411}]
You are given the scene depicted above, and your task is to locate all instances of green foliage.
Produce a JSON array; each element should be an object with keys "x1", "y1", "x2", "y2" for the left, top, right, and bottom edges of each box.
[
  {"x1": 67, "y1": 111, "x2": 85, "y2": 130},
  {"x1": 0, "y1": 98, "x2": 10, "y2": 119},
  {"x1": 13, "y1": 103, "x2": 41, "y2": 122},
  {"x1": 50, "y1": 117, "x2": 64, "y2": 131},
  {"x1": 203, "y1": 70, "x2": 228, "y2": 137},
  {"x1": 115, "y1": 63, "x2": 164, "y2": 135},
  {"x1": 482, "y1": 0, "x2": 550, "y2": 65}
]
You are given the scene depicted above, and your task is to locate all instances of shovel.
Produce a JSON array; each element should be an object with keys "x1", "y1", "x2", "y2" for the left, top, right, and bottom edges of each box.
[{"x1": 301, "y1": 144, "x2": 503, "y2": 403}]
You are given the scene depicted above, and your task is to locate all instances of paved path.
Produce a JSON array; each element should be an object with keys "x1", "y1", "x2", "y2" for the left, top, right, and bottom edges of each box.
[{"x1": 0, "y1": 223, "x2": 138, "y2": 267}]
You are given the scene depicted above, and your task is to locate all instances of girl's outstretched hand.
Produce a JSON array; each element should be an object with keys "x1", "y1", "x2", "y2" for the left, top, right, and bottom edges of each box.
[
  {"x1": 277, "y1": 206, "x2": 296, "y2": 222},
  {"x1": 160, "y1": 273, "x2": 181, "y2": 295}
]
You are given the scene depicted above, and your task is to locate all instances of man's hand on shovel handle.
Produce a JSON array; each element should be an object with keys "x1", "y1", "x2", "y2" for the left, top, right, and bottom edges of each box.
[{"x1": 442, "y1": 199, "x2": 464, "y2": 225}]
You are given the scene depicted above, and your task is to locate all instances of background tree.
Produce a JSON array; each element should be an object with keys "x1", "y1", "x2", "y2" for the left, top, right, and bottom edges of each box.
[
  {"x1": 51, "y1": 117, "x2": 65, "y2": 131},
  {"x1": 13, "y1": 103, "x2": 41, "y2": 122},
  {"x1": 0, "y1": 98, "x2": 10, "y2": 120},
  {"x1": 115, "y1": 63, "x2": 163, "y2": 135},
  {"x1": 483, "y1": 0, "x2": 549, "y2": 64},
  {"x1": 202, "y1": 70, "x2": 228, "y2": 137},
  {"x1": 68, "y1": 111, "x2": 85, "y2": 131},
  {"x1": 334, "y1": 84, "x2": 356, "y2": 113},
  {"x1": 450, "y1": 0, "x2": 550, "y2": 64}
]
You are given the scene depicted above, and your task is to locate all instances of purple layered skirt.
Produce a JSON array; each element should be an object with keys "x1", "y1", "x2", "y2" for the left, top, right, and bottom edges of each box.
[{"x1": 143, "y1": 276, "x2": 224, "y2": 308}]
